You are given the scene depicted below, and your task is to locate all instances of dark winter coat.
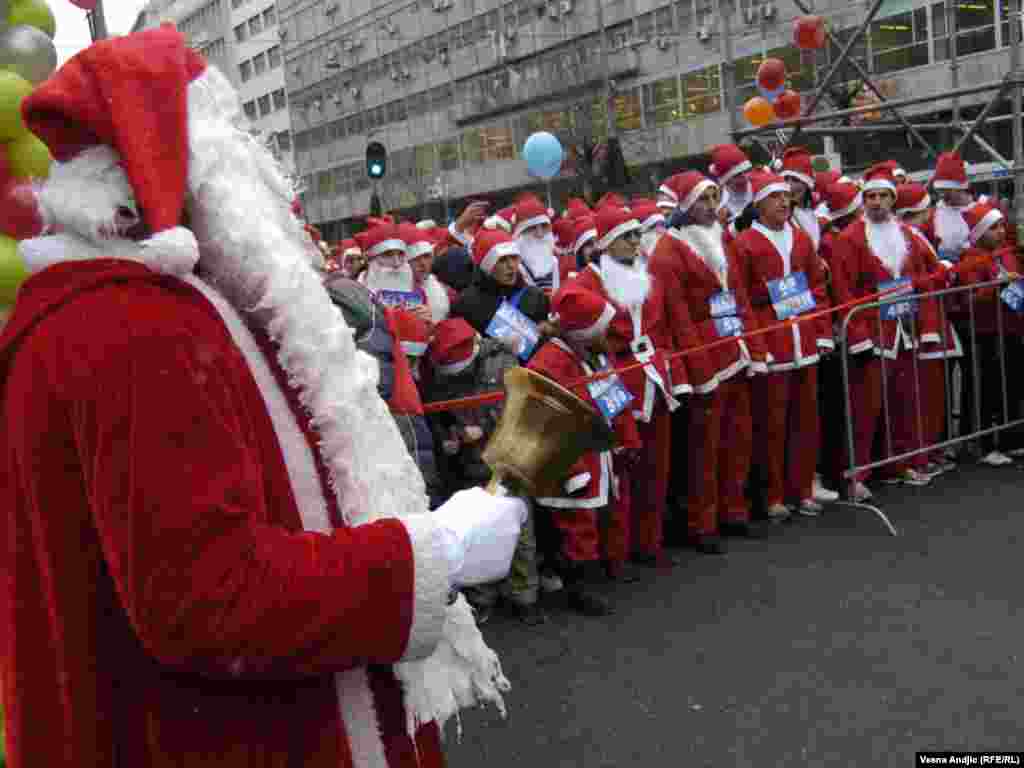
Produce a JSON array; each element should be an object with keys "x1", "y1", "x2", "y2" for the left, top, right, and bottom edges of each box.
[{"x1": 450, "y1": 269, "x2": 550, "y2": 342}]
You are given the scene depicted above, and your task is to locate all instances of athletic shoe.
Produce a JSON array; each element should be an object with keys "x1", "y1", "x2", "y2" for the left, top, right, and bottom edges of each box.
[
  {"x1": 980, "y1": 450, "x2": 1014, "y2": 467},
  {"x1": 882, "y1": 468, "x2": 933, "y2": 486},
  {"x1": 797, "y1": 498, "x2": 823, "y2": 517},
  {"x1": 812, "y1": 474, "x2": 839, "y2": 502},
  {"x1": 849, "y1": 481, "x2": 873, "y2": 502}
]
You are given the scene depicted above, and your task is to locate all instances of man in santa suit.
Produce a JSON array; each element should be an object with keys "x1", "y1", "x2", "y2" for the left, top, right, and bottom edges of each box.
[
  {"x1": 530, "y1": 285, "x2": 642, "y2": 613},
  {"x1": 358, "y1": 220, "x2": 415, "y2": 294},
  {"x1": 0, "y1": 28, "x2": 527, "y2": 768},
  {"x1": 922, "y1": 151, "x2": 976, "y2": 263},
  {"x1": 630, "y1": 199, "x2": 667, "y2": 268},
  {"x1": 708, "y1": 143, "x2": 755, "y2": 225},
  {"x1": 399, "y1": 222, "x2": 450, "y2": 324},
  {"x1": 574, "y1": 206, "x2": 683, "y2": 568},
  {"x1": 513, "y1": 195, "x2": 560, "y2": 291},
  {"x1": 831, "y1": 163, "x2": 948, "y2": 500},
  {"x1": 338, "y1": 238, "x2": 365, "y2": 278},
  {"x1": 780, "y1": 146, "x2": 823, "y2": 253},
  {"x1": 651, "y1": 171, "x2": 767, "y2": 553},
  {"x1": 553, "y1": 215, "x2": 579, "y2": 286},
  {"x1": 733, "y1": 171, "x2": 833, "y2": 520},
  {"x1": 562, "y1": 216, "x2": 598, "y2": 284}
]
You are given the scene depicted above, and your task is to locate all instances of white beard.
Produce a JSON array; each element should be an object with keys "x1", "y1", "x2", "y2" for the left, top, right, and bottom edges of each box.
[
  {"x1": 674, "y1": 222, "x2": 729, "y2": 287},
  {"x1": 934, "y1": 203, "x2": 970, "y2": 253},
  {"x1": 722, "y1": 182, "x2": 752, "y2": 218},
  {"x1": 420, "y1": 273, "x2": 451, "y2": 322},
  {"x1": 517, "y1": 232, "x2": 556, "y2": 280},
  {"x1": 865, "y1": 217, "x2": 908, "y2": 275},
  {"x1": 364, "y1": 260, "x2": 414, "y2": 293},
  {"x1": 600, "y1": 252, "x2": 651, "y2": 308}
]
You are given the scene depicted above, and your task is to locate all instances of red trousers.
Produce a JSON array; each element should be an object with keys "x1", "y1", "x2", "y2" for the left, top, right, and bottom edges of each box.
[
  {"x1": 687, "y1": 378, "x2": 752, "y2": 536},
  {"x1": 601, "y1": 456, "x2": 632, "y2": 566},
  {"x1": 751, "y1": 366, "x2": 819, "y2": 506},
  {"x1": 631, "y1": 404, "x2": 672, "y2": 557},
  {"x1": 551, "y1": 506, "x2": 600, "y2": 563}
]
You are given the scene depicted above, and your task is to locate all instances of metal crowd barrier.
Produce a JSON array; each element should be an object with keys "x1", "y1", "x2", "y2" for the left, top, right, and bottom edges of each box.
[{"x1": 837, "y1": 278, "x2": 1024, "y2": 536}]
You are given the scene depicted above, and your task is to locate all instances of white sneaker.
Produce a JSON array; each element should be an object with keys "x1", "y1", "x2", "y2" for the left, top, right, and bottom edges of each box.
[
  {"x1": 812, "y1": 474, "x2": 839, "y2": 503},
  {"x1": 539, "y1": 571, "x2": 563, "y2": 593},
  {"x1": 1007, "y1": 447, "x2": 1024, "y2": 458},
  {"x1": 981, "y1": 450, "x2": 1014, "y2": 466},
  {"x1": 849, "y1": 481, "x2": 873, "y2": 502},
  {"x1": 798, "y1": 498, "x2": 822, "y2": 517}
]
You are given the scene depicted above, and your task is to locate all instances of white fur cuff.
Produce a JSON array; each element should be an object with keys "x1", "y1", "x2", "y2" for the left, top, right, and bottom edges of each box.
[
  {"x1": 139, "y1": 226, "x2": 201, "y2": 277},
  {"x1": 400, "y1": 514, "x2": 450, "y2": 662}
]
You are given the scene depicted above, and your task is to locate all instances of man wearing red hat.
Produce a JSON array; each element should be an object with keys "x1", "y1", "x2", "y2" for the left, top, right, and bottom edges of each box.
[
  {"x1": 924, "y1": 151, "x2": 976, "y2": 262},
  {"x1": 529, "y1": 284, "x2": 642, "y2": 612},
  {"x1": 399, "y1": 222, "x2": 450, "y2": 324},
  {"x1": 514, "y1": 195, "x2": 560, "y2": 291},
  {"x1": 1, "y1": 28, "x2": 528, "y2": 768},
  {"x1": 631, "y1": 199, "x2": 668, "y2": 266},
  {"x1": 651, "y1": 171, "x2": 767, "y2": 551},
  {"x1": 709, "y1": 144, "x2": 755, "y2": 224},
  {"x1": 780, "y1": 147, "x2": 823, "y2": 253},
  {"x1": 832, "y1": 163, "x2": 948, "y2": 497},
  {"x1": 562, "y1": 216, "x2": 598, "y2": 283},
  {"x1": 734, "y1": 172, "x2": 833, "y2": 520},
  {"x1": 574, "y1": 206, "x2": 683, "y2": 568}
]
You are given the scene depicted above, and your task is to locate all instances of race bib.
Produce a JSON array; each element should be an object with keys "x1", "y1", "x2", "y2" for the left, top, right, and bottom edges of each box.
[
  {"x1": 587, "y1": 372, "x2": 634, "y2": 424},
  {"x1": 767, "y1": 272, "x2": 816, "y2": 321},
  {"x1": 486, "y1": 300, "x2": 540, "y2": 361},
  {"x1": 709, "y1": 290, "x2": 738, "y2": 319},
  {"x1": 1001, "y1": 280, "x2": 1024, "y2": 313},
  {"x1": 376, "y1": 290, "x2": 424, "y2": 309},
  {"x1": 938, "y1": 247, "x2": 961, "y2": 264},
  {"x1": 878, "y1": 277, "x2": 918, "y2": 320},
  {"x1": 714, "y1": 315, "x2": 745, "y2": 338}
]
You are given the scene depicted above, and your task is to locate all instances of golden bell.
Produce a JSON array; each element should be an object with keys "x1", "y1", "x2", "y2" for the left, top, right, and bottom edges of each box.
[{"x1": 482, "y1": 366, "x2": 616, "y2": 497}]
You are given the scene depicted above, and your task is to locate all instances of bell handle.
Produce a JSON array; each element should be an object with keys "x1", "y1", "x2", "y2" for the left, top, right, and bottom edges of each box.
[{"x1": 485, "y1": 474, "x2": 519, "y2": 496}]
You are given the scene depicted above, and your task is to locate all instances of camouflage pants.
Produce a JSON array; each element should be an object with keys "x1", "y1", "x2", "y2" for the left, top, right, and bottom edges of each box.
[{"x1": 463, "y1": 498, "x2": 539, "y2": 607}]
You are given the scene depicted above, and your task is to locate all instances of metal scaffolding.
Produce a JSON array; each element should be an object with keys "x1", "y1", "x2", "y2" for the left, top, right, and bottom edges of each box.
[{"x1": 727, "y1": 0, "x2": 1024, "y2": 238}]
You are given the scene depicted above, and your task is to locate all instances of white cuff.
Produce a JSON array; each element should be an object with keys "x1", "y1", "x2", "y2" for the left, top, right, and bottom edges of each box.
[
  {"x1": 399, "y1": 515, "x2": 450, "y2": 662},
  {"x1": 818, "y1": 338, "x2": 836, "y2": 351},
  {"x1": 565, "y1": 473, "x2": 591, "y2": 493}
]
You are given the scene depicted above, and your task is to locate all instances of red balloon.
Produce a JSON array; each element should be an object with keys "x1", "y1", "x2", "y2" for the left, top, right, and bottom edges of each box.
[
  {"x1": 756, "y1": 58, "x2": 786, "y2": 93},
  {"x1": 774, "y1": 90, "x2": 802, "y2": 120},
  {"x1": 794, "y1": 15, "x2": 827, "y2": 49},
  {"x1": 68, "y1": 0, "x2": 99, "y2": 9},
  {"x1": 0, "y1": 179, "x2": 44, "y2": 240}
]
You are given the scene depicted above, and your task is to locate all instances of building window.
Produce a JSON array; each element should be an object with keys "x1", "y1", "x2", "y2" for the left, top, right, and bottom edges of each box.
[
  {"x1": 258, "y1": 94, "x2": 271, "y2": 116},
  {"x1": 439, "y1": 139, "x2": 460, "y2": 171},
  {"x1": 231, "y1": 0, "x2": 243, "y2": 8},
  {"x1": 683, "y1": 65, "x2": 721, "y2": 116},
  {"x1": 263, "y1": 5, "x2": 276, "y2": 26},
  {"x1": 934, "y1": 0, "x2": 996, "y2": 58},
  {"x1": 267, "y1": 45, "x2": 281, "y2": 68},
  {"x1": 239, "y1": 59, "x2": 252, "y2": 82},
  {"x1": 415, "y1": 144, "x2": 437, "y2": 176},
  {"x1": 273, "y1": 88, "x2": 287, "y2": 110},
  {"x1": 277, "y1": 130, "x2": 291, "y2": 150},
  {"x1": 643, "y1": 77, "x2": 682, "y2": 127},
  {"x1": 248, "y1": 15, "x2": 262, "y2": 35},
  {"x1": 614, "y1": 89, "x2": 642, "y2": 131},
  {"x1": 253, "y1": 52, "x2": 267, "y2": 75},
  {"x1": 234, "y1": 23, "x2": 246, "y2": 42},
  {"x1": 870, "y1": 7, "x2": 928, "y2": 74},
  {"x1": 479, "y1": 123, "x2": 515, "y2": 162},
  {"x1": 243, "y1": 100, "x2": 257, "y2": 120}
]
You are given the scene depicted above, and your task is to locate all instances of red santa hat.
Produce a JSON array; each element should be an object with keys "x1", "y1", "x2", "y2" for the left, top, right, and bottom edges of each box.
[
  {"x1": 472, "y1": 228, "x2": 520, "y2": 275},
  {"x1": 482, "y1": 205, "x2": 516, "y2": 233},
  {"x1": 893, "y1": 183, "x2": 931, "y2": 216},
  {"x1": 552, "y1": 217, "x2": 577, "y2": 255},
  {"x1": 362, "y1": 222, "x2": 407, "y2": 260},
  {"x1": 566, "y1": 197, "x2": 592, "y2": 219},
  {"x1": 862, "y1": 163, "x2": 898, "y2": 195},
  {"x1": 931, "y1": 151, "x2": 969, "y2": 191},
  {"x1": 780, "y1": 147, "x2": 815, "y2": 190},
  {"x1": 661, "y1": 171, "x2": 718, "y2": 214},
  {"x1": 595, "y1": 191, "x2": 627, "y2": 211},
  {"x1": 572, "y1": 216, "x2": 597, "y2": 255},
  {"x1": 594, "y1": 206, "x2": 642, "y2": 251},
  {"x1": 429, "y1": 317, "x2": 479, "y2": 375},
  {"x1": 708, "y1": 144, "x2": 753, "y2": 186},
  {"x1": 22, "y1": 26, "x2": 206, "y2": 244},
  {"x1": 750, "y1": 171, "x2": 790, "y2": 205},
  {"x1": 340, "y1": 238, "x2": 362, "y2": 258},
  {"x1": 963, "y1": 202, "x2": 1004, "y2": 244},
  {"x1": 513, "y1": 196, "x2": 550, "y2": 236},
  {"x1": 416, "y1": 219, "x2": 438, "y2": 230},
  {"x1": 823, "y1": 181, "x2": 862, "y2": 221},
  {"x1": 392, "y1": 310, "x2": 431, "y2": 358},
  {"x1": 551, "y1": 284, "x2": 616, "y2": 343},
  {"x1": 630, "y1": 200, "x2": 665, "y2": 230},
  {"x1": 399, "y1": 221, "x2": 435, "y2": 260}
]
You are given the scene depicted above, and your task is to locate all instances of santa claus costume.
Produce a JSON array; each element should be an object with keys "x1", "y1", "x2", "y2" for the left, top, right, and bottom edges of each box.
[
  {"x1": 651, "y1": 172, "x2": 767, "y2": 550},
  {"x1": 398, "y1": 222, "x2": 450, "y2": 324},
  {"x1": 0, "y1": 28, "x2": 527, "y2": 768},
  {"x1": 831, "y1": 164, "x2": 948, "y2": 493},
  {"x1": 529, "y1": 285, "x2": 641, "y2": 611},
  {"x1": 780, "y1": 147, "x2": 823, "y2": 254},
  {"x1": 514, "y1": 195, "x2": 559, "y2": 291},
  {"x1": 733, "y1": 172, "x2": 833, "y2": 517},
  {"x1": 709, "y1": 144, "x2": 754, "y2": 225},
  {"x1": 574, "y1": 207, "x2": 682, "y2": 566},
  {"x1": 922, "y1": 151, "x2": 976, "y2": 262}
]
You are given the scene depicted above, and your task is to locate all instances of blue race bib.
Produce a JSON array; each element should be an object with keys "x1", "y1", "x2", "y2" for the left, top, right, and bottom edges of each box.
[
  {"x1": 486, "y1": 300, "x2": 540, "y2": 361},
  {"x1": 709, "y1": 290, "x2": 738, "y2": 319},
  {"x1": 1001, "y1": 280, "x2": 1024, "y2": 313},
  {"x1": 714, "y1": 315, "x2": 745, "y2": 338},
  {"x1": 376, "y1": 290, "x2": 424, "y2": 309},
  {"x1": 587, "y1": 372, "x2": 634, "y2": 424},
  {"x1": 767, "y1": 272, "x2": 816, "y2": 321},
  {"x1": 878, "y1": 277, "x2": 918, "y2": 320}
]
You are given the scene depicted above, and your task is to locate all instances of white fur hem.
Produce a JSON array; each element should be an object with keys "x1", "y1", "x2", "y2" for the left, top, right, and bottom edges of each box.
[{"x1": 400, "y1": 515, "x2": 450, "y2": 662}]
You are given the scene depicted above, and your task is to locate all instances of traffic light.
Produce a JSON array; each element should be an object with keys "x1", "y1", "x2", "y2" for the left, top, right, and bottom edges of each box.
[{"x1": 366, "y1": 141, "x2": 387, "y2": 180}]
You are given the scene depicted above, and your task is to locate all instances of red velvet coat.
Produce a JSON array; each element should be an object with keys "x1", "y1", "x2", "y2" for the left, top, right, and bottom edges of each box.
[
  {"x1": 0, "y1": 261, "x2": 448, "y2": 768},
  {"x1": 528, "y1": 338, "x2": 640, "y2": 508},
  {"x1": 955, "y1": 246, "x2": 1024, "y2": 337},
  {"x1": 831, "y1": 218, "x2": 945, "y2": 359},
  {"x1": 574, "y1": 263, "x2": 685, "y2": 417},
  {"x1": 733, "y1": 222, "x2": 833, "y2": 371},
  {"x1": 651, "y1": 227, "x2": 766, "y2": 385}
]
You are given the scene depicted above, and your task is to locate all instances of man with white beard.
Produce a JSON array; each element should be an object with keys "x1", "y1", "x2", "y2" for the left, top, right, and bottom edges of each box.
[
  {"x1": 832, "y1": 163, "x2": 948, "y2": 499},
  {"x1": 0, "y1": 28, "x2": 526, "y2": 768},
  {"x1": 922, "y1": 151, "x2": 976, "y2": 263},
  {"x1": 513, "y1": 195, "x2": 559, "y2": 291},
  {"x1": 400, "y1": 222, "x2": 450, "y2": 324},
  {"x1": 574, "y1": 206, "x2": 683, "y2": 569},
  {"x1": 651, "y1": 171, "x2": 768, "y2": 554},
  {"x1": 707, "y1": 144, "x2": 755, "y2": 225}
]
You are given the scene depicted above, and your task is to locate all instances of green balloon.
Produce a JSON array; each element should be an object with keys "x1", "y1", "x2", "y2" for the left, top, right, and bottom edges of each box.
[
  {"x1": 8, "y1": 0, "x2": 55, "y2": 39},
  {"x1": 0, "y1": 233, "x2": 28, "y2": 306},
  {"x1": 7, "y1": 130, "x2": 50, "y2": 178},
  {"x1": 0, "y1": 70, "x2": 32, "y2": 141}
]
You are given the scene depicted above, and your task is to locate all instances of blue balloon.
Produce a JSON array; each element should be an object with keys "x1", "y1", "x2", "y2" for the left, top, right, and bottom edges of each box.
[
  {"x1": 758, "y1": 83, "x2": 785, "y2": 102},
  {"x1": 522, "y1": 132, "x2": 564, "y2": 180}
]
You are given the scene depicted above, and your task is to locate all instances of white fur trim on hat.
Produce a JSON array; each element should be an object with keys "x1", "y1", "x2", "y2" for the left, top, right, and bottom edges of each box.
[
  {"x1": 513, "y1": 213, "x2": 551, "y2": 237},
  {"x1": 719, "y1": 159, "x2": 752, "y2": 186},
  {"x1": 564, "y1": 301, "x2": 616, "y2": 343},
  {"x1": 573, "y1": 228, "x2": 597, "y2": 255},
  {"x1": 437, "y1": 345, "x2": 479, "y2": 376},
  {"x1": 781, "y1": 170, "x2": 815, "y2": 190},
  {"x1": 862, "y1": 178, "x2": 896, "y2": 194},
  {"x1": 343, "y1": 246, "x2": 362, "y2": 257},
  {"x1": 657, "y1": 183, "x2": 678, "y2": 202},
  {"x1": 416, "y1": 219, "x2": 437, "y2": 229},
  {"x1": 480, "y1": 239, "x2": 520, "y2": 274},
  {"x1": 754, "y1": 181, "x2": 790, "y2": 205},
  {"x1": 368, "y1": 238, "x2": 407, "y2": 259},
  {"x1": 138, "y1": 225, "x2": 200, "y2": 277},
  {"x1": 933, "y1": 178, "x2": 970, "y2": 191},
  {"x1": 596, "y1": 218, "x2": 642, "y2": 251},
  {"x1": 641, "y1": 213, "x2": 666, "y2": 230},
  {"x1": 894, "y1": 193, "x2": 931, "y2": 216},
  {"x1": 656, "y1": 199, "x2": 676, "y2": 211},
  {"x1": 406, "y1": 240, "x2": 434, "y2": 260},
  {"x1": 969, "y1": 208, "x2": 1004, "y2": 244},
  {"x1": 680, "y1": 179, "x2": 717, "y2": 213},
  {"x1": 829, "y1": 193, "x2": 863, "y2": 222},
  {"x1": 483, "y1": 215, "x2": 512, "y2": 232}
]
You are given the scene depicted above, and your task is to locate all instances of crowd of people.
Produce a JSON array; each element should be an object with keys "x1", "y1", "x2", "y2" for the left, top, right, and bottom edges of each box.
[{"x1": 310, "y1": 144, "x2": 1024, "y2": 625}]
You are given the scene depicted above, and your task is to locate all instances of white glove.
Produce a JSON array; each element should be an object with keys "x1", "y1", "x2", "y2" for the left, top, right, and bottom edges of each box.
[{"x1": 431, "y1": 487, "x2": 527, "y2": 587}]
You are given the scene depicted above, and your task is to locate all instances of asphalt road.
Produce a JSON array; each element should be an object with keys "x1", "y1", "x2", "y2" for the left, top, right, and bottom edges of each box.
[{"x1": 444, "y1": 464, "x2": 1024, "y2": 768}]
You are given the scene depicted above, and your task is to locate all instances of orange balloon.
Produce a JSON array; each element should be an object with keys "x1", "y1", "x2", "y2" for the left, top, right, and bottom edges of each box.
[
  {"x1": 774, "y1": 90, "x2": 802, "y2": 120},
  {"x1": 743, "y1": 96, "x2": 776, "y2": 127},
  {"x1": 794, "y1": 15, "x2": 827, "y2": 50}
]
